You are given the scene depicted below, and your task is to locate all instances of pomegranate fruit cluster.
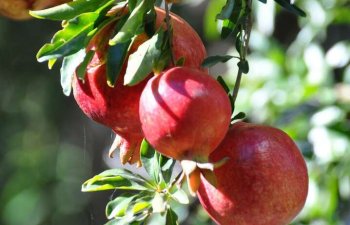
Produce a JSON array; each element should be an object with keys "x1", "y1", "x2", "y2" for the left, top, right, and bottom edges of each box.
[
  {"x1": 73, "y1": 8, "x2": 210, "y2": 166},
  {"x1": 72, "y1": 7, "x2": 308, "y2": 225}
]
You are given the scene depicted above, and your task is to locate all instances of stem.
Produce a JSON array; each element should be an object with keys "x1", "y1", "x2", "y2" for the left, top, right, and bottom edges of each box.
[
  {"x1": 169, "y1": 170, "x2": 184, "y2": 190},
  {"x1": 231, "y1": 0, "x2": 253, "y2": 105},
  {"x1": 232, "y1": 69, "x2": 243, "y2": 104},
  {"x1": 164, "y1": 2, "x2": 176, "y2": 65}
]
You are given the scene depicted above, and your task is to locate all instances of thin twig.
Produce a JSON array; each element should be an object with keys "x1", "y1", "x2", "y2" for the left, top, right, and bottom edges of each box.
[{"x1": 231, "y1": 0, "x2": 253, "y2": 105}]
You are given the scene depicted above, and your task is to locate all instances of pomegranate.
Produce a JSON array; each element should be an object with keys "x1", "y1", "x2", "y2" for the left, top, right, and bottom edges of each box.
[
  {"x1": 0, "y1": 0, "x2": 69, "y2": 20},
  {"x1": 73, "y1": 8, "x2": 207, "y2": 166},
  {"x1": 197, "y1": 122, "x2": 309, "y2": 225},
  {"x1": 139, "y1": 67, "x2": 231, "y2": 163}
]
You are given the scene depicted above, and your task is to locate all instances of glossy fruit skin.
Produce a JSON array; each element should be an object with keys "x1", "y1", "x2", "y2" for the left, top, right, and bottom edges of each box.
[
  {"x1": 197, "y1": 122, "x2": 309, "y2": 225},
  {"x1": 72, "y1": 8, "x2": 207, "y2": 165},
  {"x1": 0, "y1": 0, "x2": 69, "y2": 20},
  {"x1": 139, "y1": 67, "x2": 231, "y2": 162}
]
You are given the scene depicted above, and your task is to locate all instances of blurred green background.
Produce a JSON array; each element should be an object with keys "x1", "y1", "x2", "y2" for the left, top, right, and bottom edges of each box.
[{"x1": 0, "y1": 0, "x2": 349, "y2": 224}]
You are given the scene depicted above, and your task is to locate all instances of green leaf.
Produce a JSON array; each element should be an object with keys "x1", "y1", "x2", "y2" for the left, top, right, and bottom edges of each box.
[
  {"x1": 37, "y1": 12, "x2": 99, "y2": 62},
  {"x1": 257, "y1": 0, "x2": 267, "y2": 3},
  {"x1": 30, "y1": 0, "x2": 117, "y2": 21},
  {"x1": 124, "y1": 28, "x2": 170, "y2": 86},
  {"x1": 109, "y1": 0, "x2": 153, "y2": 45},
  {"x1": 221, "y1": 19, "x2": 235, "y2": 39},
  {"x1": 159, "y1": 156, "x2": 175, "y2": 184},
  {"x1": 171, "y1": 188, "x2": 189, "y2": 205},
  {"x1": 165, "y1": 208, "x2": 179, "y2": 225},
  {"x1": 128, "y1": 193, "x2": 153, "y2": 216},
  {"x1": 218, "y1": 0, "x2": 247, "y2": 39},
  {"x1": 60, "y1": 49, "x2": 86, "y2": 96},
  {"x1": 201, "y1": 55, "x2": 235, "y2": 68},
  {"x1": 76, "y1": 50, "x2": 95, "y2": 80},
  {"x1": 216, "y1": 76, "x2": 230, "y2": 93},
  {"x1": 81, "y1": 169, "x2": 151, "y2": 192},
  {"x1": 237, "y1": 60, "x2": 249, "y2": 74},
  {"x1": 106, "y1": 193, "x2": 135, "y2": 219},
  {"x1": 140, "y1": 139, "x2": 160, "y2": 182},
  {"x1": 140, "y1": 139, "x2": 175, "y2": 184},
  {"x1": 151, "y1": 192, "x2": 167, "y2": 213},
  {"x1": 106, "y1": 40, "x2": 132, "y2": 87},
  {"x1": 216, "y1": 0, "x2": 235, "y2": 20},
  {"x1": 232, "y1": 112, "x2": 246, "y2": 121},
  {"x1": 105, "y1": 218, "x2": 143, "y2": 225},
  {"x1": 235, "y1": 31, "x2": 243, "y2": 55},
  {"x1": 274, "y1": 0, "x2": 306, "y2": 17},
  {"x1": 132, "y1": 201, "x2": 152, "y2": 214}
]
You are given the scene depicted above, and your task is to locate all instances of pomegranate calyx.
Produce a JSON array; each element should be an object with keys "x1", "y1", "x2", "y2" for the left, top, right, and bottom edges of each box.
[
  {"x1": 108, "y1": 135, "x2": 123, "y2": 158},
  {"x1": 108, "y1": 134, "x2": 142, "y2": 167},
  {"x1": 180, "y1": 160, "x2": 219, "y2": 196}
]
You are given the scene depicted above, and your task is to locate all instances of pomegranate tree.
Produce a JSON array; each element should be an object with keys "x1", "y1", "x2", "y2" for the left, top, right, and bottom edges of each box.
[
  {"x1": 197, "y1": 122, "x2": 309, "y2": 225},
  {"x1": 72, "y1": 8, "x2": 207, "y2": 166},
  {"x1": 32, "y1": 0, "x2": 309, "y2": 224}
]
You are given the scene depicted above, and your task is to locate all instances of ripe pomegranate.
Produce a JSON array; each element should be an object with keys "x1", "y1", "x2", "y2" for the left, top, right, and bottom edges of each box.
[
  {"x1": 139, "y1": 67, "x2": 231, "y2": 162},
  {"x1": 73, "y1": 8, "x2": 207, "y2": 166},
  {"x1": 197, "y1": 122, "x2": 309, "y2": 225},
  {"x1": 0, "y1": 0, "x2": 69, "y2": 20}
]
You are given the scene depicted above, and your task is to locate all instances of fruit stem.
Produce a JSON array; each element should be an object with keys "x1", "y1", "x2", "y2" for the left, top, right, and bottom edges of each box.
[
  {"x1": 231, "y1": 0, "x2": 253, "y2": 106},
  {"x1": 164, "y1": 2, "x2": 176, "y2": 65}
]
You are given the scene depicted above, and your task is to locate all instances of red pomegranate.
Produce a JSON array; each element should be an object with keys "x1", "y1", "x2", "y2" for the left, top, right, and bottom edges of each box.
[
  {"x1": 73, "y1": 8, "x2": 207, "y2": 166},
  {"x1": 0, "y1": 0, "x2": 69, "y2": 20},
  {"x1": 139, "y1": 67, "x2": 231, "y2": 163},
  {"x1": 197, "y1": 122, "x2": 309, "y2": 225}
]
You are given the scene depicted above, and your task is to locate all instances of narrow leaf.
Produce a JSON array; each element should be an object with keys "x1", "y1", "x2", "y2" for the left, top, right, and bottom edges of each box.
[
  {"x1": 76, "y1": 50, "x2": 95, "y2": 80},
  {"x1": 201, "y1": 55, "x2": 235, "y2": 68},
  {"x1": 133, "y1": 201, "x2": 152, "y2": 214},
  {"x1": 124, "y1": 29, "x2": 167, "y2": 86},
  {"x1": 152, "y1": 192, "x2": 167, "y2": 213},
  {"x1": 81, "y1": 169, "x2": 150, "y2": 192},
  {"x1": 30, "y1": 0, "x2": 116, "y2": 21},
  {"x1": 109, "y1": 0, "x2": 153, "y2": 45},
  {"x1": 165, "y1": 208, "x2": 179, "y2": 225},
  {"x1": 140, "y1": 139, "x2": 159, "y2": 182},
  {"x1": 60, "y1": 49, "x2": 86, "y2": 96},
  {"x1": 232, "y1": 112, "x2": 246, "y2": 121},
  {"x1": 106, "y1": 193, "x2": 135, "y2": 219},
  {"x1": 274, "y1": 0, "x2": 306, "y2": 17},
  {"x1": 216, "y1": 0, "x2": 235, "y2": 20},
  {"x1": 159, "y1": 156, "x2": 175, "y2": 183},
  {"x1": 106, "y1": 40, "x2": 132, "y2": 87},
  {"x1": 37, "y1": 12, "x2": 99, "y2": 62},
  {"x1": 237, "y1": 60, "x2": 249, "y2": 74},
  {"x1": 171, "y1": 189, "x2": 189, "y2": 205},
  {"x1": 216, "y1": 76, "x2": 230, "y2": 93}
]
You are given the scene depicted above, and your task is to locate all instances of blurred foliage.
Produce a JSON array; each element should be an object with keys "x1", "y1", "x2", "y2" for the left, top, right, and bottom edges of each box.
[
  {"x1": 0, "y1": 0, "x2": 350, "y2": 225},
  {"x1": 201, "y1": 0, "x2": 350, "y2": 224}
]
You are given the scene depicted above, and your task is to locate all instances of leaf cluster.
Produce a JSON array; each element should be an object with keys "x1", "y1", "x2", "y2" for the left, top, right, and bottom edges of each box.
[
  {"x1": 32, "y1": 0, "x2": 171, "y2": 96},
  {"x1": 82, "y1": 139, "x2": 188, "y2": 225}
]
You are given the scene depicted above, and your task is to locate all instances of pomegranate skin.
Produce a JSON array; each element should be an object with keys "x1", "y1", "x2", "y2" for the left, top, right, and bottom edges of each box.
[
  {"x1": 73, "y1": 8, "x2": 207, "y2": 164},
  {"x1": 197, "y1": 122, "x2": 309, "y2": 225},
  {"x1": 0, "y1": 0, "x2": 69, "y2": 20},
  {"x1": 139, "y1": 67, "x2": 232, "y2": 161}
]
